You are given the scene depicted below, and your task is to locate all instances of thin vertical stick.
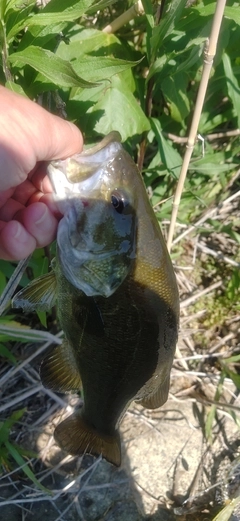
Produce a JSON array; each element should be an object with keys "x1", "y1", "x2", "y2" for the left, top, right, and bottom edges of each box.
[{"x1": 167, "y1": 0, "x2": 227, "y2": 252}]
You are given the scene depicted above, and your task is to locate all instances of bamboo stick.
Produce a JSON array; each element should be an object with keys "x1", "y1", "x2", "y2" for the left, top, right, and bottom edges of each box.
[
  {"x1": 167, "y1": 0, "x2": 227, "y2": 252},
  {"x1": 102, "y1": 0, "x2": 144, "y2": 34}
]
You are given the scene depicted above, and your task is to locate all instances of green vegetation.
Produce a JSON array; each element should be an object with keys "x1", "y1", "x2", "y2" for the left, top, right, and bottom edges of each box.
[{"x1": 0, "y1": 1, "x2": 239, "y2": 519}]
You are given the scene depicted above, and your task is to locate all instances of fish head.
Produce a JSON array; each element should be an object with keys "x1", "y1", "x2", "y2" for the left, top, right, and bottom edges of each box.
[{"x1": 48, "y1": 132, "x2": 137, "y2": 297}]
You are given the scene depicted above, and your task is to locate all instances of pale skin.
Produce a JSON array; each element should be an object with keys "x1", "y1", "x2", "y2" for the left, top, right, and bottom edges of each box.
[{"x1": 0, "y1": 86, "x2": 83, "y2": 261}]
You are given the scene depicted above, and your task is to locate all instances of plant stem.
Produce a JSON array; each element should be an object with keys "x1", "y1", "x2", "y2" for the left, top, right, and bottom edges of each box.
[
  {"x1": 167, "y1": 0, "x2": 227, "y2": 252},
  {"x1": 102, "y1": 1, "x2": 144, "y2": 34},
  {"x1": 0, "y1": 19, "x2": 13, "y2": 81}
]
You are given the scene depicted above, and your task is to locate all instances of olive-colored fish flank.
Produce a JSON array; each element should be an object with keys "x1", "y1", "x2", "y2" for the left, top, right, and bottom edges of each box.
[{"x1": 12, "y1": 132, "x2": 179, "y2": 467}]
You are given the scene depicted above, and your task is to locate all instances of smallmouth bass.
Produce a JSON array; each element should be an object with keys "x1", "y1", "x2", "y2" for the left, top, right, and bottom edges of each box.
[{"x1": 12, "y1": 132, "x2": 179, "y2": 467}]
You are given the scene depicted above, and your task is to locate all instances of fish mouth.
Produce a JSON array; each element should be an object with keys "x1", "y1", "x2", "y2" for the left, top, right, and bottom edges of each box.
[{"x1": 48, "y1": 135, "x2": 123, "y2": 198}]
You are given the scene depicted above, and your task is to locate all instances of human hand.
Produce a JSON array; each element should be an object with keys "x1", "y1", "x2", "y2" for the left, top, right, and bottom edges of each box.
[{"x1": 0, "y1": 86, "x2": 83, "y2": 260}]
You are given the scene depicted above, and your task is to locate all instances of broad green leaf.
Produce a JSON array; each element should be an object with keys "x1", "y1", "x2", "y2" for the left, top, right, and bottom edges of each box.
[
  {"x1": 28, "y1": 0, "x2": 95, "y2": 25},
  {"x1": 5, "y1": 441, "x2": 51, "y2": 494},
  {"x1": 194, "y1": 3, "x2": 240, "y2": 25},
  {"x1": 57, "y1": 30, "x2": 120, "y2": 60},
  {"x1": 92, "y1": 75, "x2": 150, "y2": 141},
  {"x1": 9, "y1": 46, "x2": 97, "y2": 88},
  {"x1": 150, "y1": 118, "x2": 182, "y2": 178},
  {"x1": 17, "y1": 22, "x2": 67, "y2": 52},
  {"x1": 72, "y1": 55, "x2": 139, "y2": 82},
  {"x1": 222, "y1": 53, "x2": 240, "y2": 128},
  {"x1": 151, "y1": 0, "x2": 186, "y2": 58},
  {"x1": 189, "y1": 161, "x2": 238, "y2": 175},
  {"x1": 224, "y1": 6, "x2": 240, "y2": 26}
]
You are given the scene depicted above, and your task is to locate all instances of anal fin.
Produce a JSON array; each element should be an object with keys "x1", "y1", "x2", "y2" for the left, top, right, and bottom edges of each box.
[
  {"x1": 54, "y1": 411, "x2": 121, "y2": 467},
  {"x1": 40, "y1": 340, "x2": 82, "y2": 393},
  {"x1": 136, "y1": 376, "x2": 170, "y2": 409}
]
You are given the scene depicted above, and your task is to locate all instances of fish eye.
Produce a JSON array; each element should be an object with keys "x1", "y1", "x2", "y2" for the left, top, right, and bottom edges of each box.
[{"x1": 111, "y1": 191, "x2": 127, "y2": 214}]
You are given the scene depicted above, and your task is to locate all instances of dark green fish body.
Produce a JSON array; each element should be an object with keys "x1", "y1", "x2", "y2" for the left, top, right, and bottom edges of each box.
[{"x1": 13, "y1": 133, "x2": 179, "y2": 466}]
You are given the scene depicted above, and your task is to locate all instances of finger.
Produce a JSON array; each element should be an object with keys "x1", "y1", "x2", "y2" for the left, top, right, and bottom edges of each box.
[
  {"x1": 0, "y1": 220, "x2": 36, "y2": 260},
  {"x1": 0, "y1": 198, "x2": 24, "y2": 221},
  {"x1": 0, "y1": 188, "x2": 15, "y2": 207},
  {"x1": 11, "y1": 179, "x2": 37, "y2": 205},
  {"x1": 30, "y1": 166, "x2": 53, "y2": 193},
  {"x1": 20, "y1": 202, "x2": 58, "y2": 248},
  {"x1": 0, "y1": 86, "x2": 83, "y2": 190},
  {"x1": 38, "y1": 117, "x2": 83, "y2": 162}
]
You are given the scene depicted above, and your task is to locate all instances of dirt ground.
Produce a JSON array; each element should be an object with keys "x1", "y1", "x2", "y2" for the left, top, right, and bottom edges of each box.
[{"x1": 0, "y1": 364, "x2": 239, "y2": 521}]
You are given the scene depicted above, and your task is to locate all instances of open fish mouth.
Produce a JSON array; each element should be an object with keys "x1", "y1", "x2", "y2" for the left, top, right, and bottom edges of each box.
[{"x1": 48, "y1": 132, "x2": 123, "y2": 204}]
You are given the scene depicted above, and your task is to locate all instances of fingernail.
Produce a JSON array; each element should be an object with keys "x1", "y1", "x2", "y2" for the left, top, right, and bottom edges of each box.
[
  {"x1": 34, "y1": 204, "x2": 48, "y2": 225},
  {"x1": 12, "y1": 221, "x2": 22, "y2": 239}
]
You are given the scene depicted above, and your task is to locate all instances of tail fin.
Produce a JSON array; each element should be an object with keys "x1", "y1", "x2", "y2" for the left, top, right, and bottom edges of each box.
[{"x1": 54, "y1": 412, "x2": 121, "y2": 467}]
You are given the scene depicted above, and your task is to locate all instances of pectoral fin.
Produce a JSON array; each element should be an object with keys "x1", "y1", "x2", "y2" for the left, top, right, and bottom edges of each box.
[
  {"x1": 12, "y1": 271, "x2": 57, "y2": 312},
  {"x1": 40, "y1": 340, "x2": 82, "y2": 393},
  {"x1": 136, "y1": 376, "x2": 170, "y2": 409},
  {"x1": 54, "y1": 411, "x2": 121, "y2": 467}
]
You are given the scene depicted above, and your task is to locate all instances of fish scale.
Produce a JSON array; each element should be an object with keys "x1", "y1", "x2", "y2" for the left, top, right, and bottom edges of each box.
[{"x1": 12, "y1": 132, "x2": 179, "y2": 466}]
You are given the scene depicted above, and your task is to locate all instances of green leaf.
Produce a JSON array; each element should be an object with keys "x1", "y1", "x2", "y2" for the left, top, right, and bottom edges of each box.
[
  {"x1": 57, "y1": 29, "x2": 120, "y2": 60},
  {"x1": 161, "y1": 73, "x2": 190, "y2": 123},
  {"x1": 0, "y1": 409, "x2": 25, "y2": 446},
  {"x1": 0, "y1": 343, "x2": 17, "y2": 364},
  {"x1": 5, "y1": 2, "x2": 35, "y2": 40},
  {"x1": 0, "y1": 271, "x2": 6, "y2": 294},
  {"x1": 212, "y1": 496, "x2": 240, "y2": 521},
  {"x1": 28, "y1": 0, "x2": 95, "y2": 25},
  {"x1": 224, "y1": 6, "x2": 240, "y2": 26},
  {"x1": 151, "y1": 0, "x2": 186, "y2": 58},
  {"x1": 92, "y1": 75, "x2": 150, "y2": 141},
  {"x1": 141, "y1": 0, "x2": 154, "y2": 28},
  {"x1": 0, "y1": 0, "x2": 7, "y2": 19},
  {"x1": 222, "y1": 354, "x2": 240, "y2": 365},
  {"x1": 9, "y1": 46, "x2": 98, "y2": 88},
  {"x1": 5, "y1": 441, "x2": 51, "y2": 494},
  {"x1": 72, "y1": 55, "x2": 139, "y2": 82},
  {"x1": 222, "y1": 53, "x2": 240, "y2": 128},
  {"x1": 150, "y1": 118, "x2": 182, "y2": 178},
  {"x1": 4, "y1": 80, "x2": 27, "y2": 96}
]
